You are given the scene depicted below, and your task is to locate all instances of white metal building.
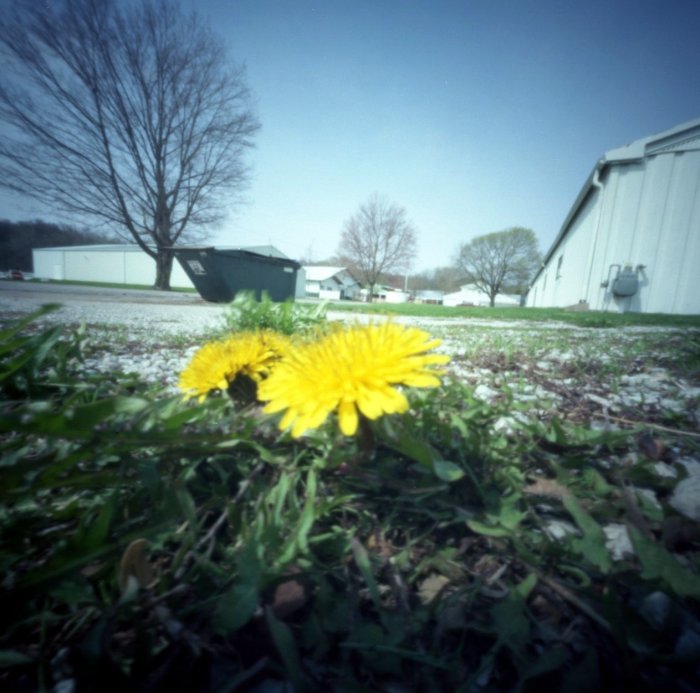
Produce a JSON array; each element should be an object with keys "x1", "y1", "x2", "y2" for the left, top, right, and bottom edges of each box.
[
  {"x1": 33, "y1": 244, "x2": 194, "y2": 288},
  {"x1": 528, "y1": 118, "x2": 700, "y2": 315}
]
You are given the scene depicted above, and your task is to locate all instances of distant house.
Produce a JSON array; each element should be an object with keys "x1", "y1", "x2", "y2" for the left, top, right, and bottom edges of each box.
[
  {"x1": 528, "y1": 118, "x2": 700, "y2": 315},
  {"x1": 303, "y1": 266, "x2": 360, "y2": 300},
  {"x1": 358, "y1": 285, "x2": 410, "y2": 303},
  {"x1": 413, "y1": 290, "x2": 444, "y2": 305},
  {"x1": 443, "y1": 284, "x2": 521, "y2": 307}
]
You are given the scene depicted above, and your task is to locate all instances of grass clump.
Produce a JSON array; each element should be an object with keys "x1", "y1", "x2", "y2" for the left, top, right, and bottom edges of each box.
[
  {"x1": 219, "y1": 291, "x2": 328, "y2": 336},
  {"x1": 1, "y1": 307, "x2": 699, "y2": 691}
]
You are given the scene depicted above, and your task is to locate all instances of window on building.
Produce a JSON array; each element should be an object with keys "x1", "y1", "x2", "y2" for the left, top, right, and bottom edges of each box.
[{"x1": 556, "y1": 254, "x2": 564, "y2": 279}]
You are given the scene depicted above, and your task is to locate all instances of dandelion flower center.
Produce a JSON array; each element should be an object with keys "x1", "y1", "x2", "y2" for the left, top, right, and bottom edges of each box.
[{"x1": 178, "y1": 330, "x2": 290, "y2": 402}]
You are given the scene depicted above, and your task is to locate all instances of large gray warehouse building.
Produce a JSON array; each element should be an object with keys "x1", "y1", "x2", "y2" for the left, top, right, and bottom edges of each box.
[{"x1": 528, "y1": 118, "x2": 700, "y2": 315}]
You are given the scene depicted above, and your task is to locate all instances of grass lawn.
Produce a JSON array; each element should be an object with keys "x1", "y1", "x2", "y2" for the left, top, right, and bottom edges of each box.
[
  {"x1": 328, "y1": 300, "x2": 700, "y2": 328},
  {"x1": 28, "y1": 278, "x2": 198, "y2": 293},
  {"x1": 21, "y1": 279, "x2": 700, "y2": 328}
]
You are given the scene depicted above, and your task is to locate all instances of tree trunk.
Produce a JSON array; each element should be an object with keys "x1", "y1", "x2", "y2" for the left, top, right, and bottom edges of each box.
[{"x1": 154, "y1": 248, "x2": 174, "y2": 290}]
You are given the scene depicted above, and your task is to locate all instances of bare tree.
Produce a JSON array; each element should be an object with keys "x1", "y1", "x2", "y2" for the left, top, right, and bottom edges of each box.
[
  {"x1": 456, "y1": 227, "x2": 541, "y2": 306},
  {"x1": 0, "y1": 0, "x2": 260, "y2": 289},
  {"x1": 408, "y1": 266, "x2": 462, "y2": 293},
  {"x1": 337, "y1": 194, "x2": 417, "y2": 301}
]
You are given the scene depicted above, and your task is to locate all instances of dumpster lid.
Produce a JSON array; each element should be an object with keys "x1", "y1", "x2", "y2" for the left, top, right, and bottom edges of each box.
[{"x1": 168, "y1": 246, "x2": 301, "y2": 268}]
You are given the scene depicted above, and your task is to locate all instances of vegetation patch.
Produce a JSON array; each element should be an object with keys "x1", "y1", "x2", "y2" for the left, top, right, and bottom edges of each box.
[
  {"x1": 1, "y1": 305, "x2": 699, "y2": 691},
  {"x1": 329, "y1": 301, "x2": 700, "y2": 329}
]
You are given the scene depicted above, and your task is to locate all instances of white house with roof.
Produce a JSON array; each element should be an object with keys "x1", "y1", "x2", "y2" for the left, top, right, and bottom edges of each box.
[
  {"x1": 443, "y1": 284, "x2": 521, "y2": 307},
  {"x1": 527, "y1": 118, "x2": 700, "y2": 315},
  {"x1": 303, "y1": 266, "x2": 360, "y2": 300}
]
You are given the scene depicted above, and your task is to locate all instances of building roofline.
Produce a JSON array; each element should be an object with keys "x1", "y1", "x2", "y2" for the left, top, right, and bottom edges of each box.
[
  {"x1": 303, "y1": 265, "x2": 360, "y2": 283},
  {"x1": 33, "y1": 243, "x2": 290, "y2": 257},
  {"x1": 31, "y1": 243, "x2": 141, "y2": 252},
  {"x1": 530, "y1": 117, "x2": 700, "y2": 288}
]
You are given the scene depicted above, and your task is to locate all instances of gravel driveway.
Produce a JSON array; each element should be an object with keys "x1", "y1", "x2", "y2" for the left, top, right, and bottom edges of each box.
[
  {"x1": 1, "y1": 281, "x2": 698, "y2": 418},
  {"x1": 0, "y1": 280, "x2": 229, "y2": 334}
]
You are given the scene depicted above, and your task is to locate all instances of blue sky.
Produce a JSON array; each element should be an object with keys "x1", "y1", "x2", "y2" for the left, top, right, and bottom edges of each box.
[{"x1": 4, "y1": 0, "x2": 700, "y2": 271}]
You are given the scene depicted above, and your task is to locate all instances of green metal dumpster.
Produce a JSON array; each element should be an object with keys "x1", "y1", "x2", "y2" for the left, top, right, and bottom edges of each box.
[{"x1": 174, "y1": 247, "x2": 301, "y2": 303}]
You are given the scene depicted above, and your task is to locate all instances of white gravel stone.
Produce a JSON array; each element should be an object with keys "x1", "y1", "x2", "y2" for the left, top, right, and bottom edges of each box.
[
  {"x1": 473, "y1": 384, "x2": 500, "y2": 402},
  {"x1": 544, "y1": 520, "x2": 579, "y2": 541},
  {"x1": 677, "y1": 458, "x2": 700, "y2": 477},
  {"x1": 603, "y1": 523, "x2": 635, "y2": 561},
  {"x1": 654, "y1": 463, "x2": 678, "y2": 479},
  {"x1": 585, "y1": 393, "x2": 614, "y2": 409},
  {"x1": 670, "y1": 476, "x2": 700, "y2": 522}
]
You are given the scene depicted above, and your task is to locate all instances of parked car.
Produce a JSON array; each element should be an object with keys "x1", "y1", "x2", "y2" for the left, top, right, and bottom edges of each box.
[{"x1": 9, "y1": 270, "x2": 24, "y2": 280}]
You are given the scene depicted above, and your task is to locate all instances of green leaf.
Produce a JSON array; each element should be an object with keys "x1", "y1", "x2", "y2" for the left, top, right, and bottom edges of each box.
[
  {"x1": 351, "y1": 537, "x2": 382, "y2": 609},
  {"x1": 514, "y1": 572, "x2": 538, "y2": 600},
  {"x1": 628, "y1": 526, "x2": 700, "y2": 598},
  {"x1": 0, "y1": 396, "x2": 151, "y2": 437},
  {"x1": 213, "y1": 582, "x2": 259, "y2": 634},
  {"x1": 265, "y1": 607, "x2": 305, "y2": 690},
  {"x1": 0, "y1": 650, "x2": 35, "y2": 667},
  {"x1": 491, "y1": 578, "x2": 533, "y2": 661},
  {"x1": 582, "y1": 468, "x2": 614, "y2": 495},
  {"x1": 467, "y1": 520, "x2": 512, "y2": 538},
  {"x1": 433, "y1": 459, "x2": 465, "y2": 482},
  {"x1": 80, "y1": 492, "x2": 117, "y2": 551},
  {"x1": 213, "y1": 540, "x2": 263, "y2": 634},
  {"x1": 498, "y1": 494, "x2": 527, "y2": 530},
  {"x1": 296, "y1": 468, "x2": 317, "y2": 553},
  {"x1": 277, "y1": 467, "x2": 317, "y2": 565},
  {"x1": 563, "y1": 495, "x2": 612, "y2": 573},
  {"x1": 28, "y1": 325, "x2": 63, "y2": 374},
  {"x1": 385, "y1": 429, "x2": 437, "y2": 471}
]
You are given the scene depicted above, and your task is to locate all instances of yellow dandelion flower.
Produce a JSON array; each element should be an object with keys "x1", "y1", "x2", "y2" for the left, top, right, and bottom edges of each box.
[
  {"x1": 178, "y1": 330, "x2": 290, "y2": 402},
  {"x1": 257, "y1": 322, "x2": 450, "y2": 437}
]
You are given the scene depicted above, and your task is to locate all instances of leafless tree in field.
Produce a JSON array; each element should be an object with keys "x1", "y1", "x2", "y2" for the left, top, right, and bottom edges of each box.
[
  {"x1": 0, "y1": 0, "x2": 260, "y2": 289},
  {"x1": 338, "y1": 194, "x2": 417, "y2": 302},
  {"x1": 456, "y1": 227, "x2": 541, "y2": 306}
]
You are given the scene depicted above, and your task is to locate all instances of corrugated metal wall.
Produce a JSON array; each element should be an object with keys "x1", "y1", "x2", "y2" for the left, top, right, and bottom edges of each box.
[
  {"x1": 32, "y1": 247, "x2": 195, "y2": 289},
  {"x1": 529, "y1": 148, "x2": 700, "y2": 314}
]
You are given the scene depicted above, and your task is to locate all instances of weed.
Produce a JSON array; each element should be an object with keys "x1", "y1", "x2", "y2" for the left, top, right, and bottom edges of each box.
[{"x1": 218, "y1": 290, "x2": 328, "y2": 336}]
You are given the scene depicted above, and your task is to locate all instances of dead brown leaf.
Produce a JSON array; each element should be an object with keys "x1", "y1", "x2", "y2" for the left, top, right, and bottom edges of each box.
[
  {"x1": 523, "y1": 477, "x2": 572, "y2": 500},
  {"x1": 118, "y1": 538, "x2": 155, "y2": 592},
  {"x1": 417, "y1": 574, "x2": 450, "y2": 605}
]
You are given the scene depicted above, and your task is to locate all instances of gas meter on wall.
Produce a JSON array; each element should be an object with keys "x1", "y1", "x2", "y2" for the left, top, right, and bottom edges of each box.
[
  {"x1": 612, "y1": 267, "x2": 639, "y2": 297},
  {"x1": 601, "y1": 263, "x2": 643, "y2": 298}
]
